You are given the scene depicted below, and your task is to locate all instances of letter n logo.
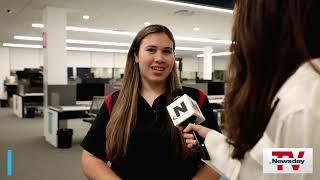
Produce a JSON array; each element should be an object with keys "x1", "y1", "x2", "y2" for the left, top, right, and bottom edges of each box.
[{"x1": 173, "y1": 102, "x2": 187, "y2": 117}]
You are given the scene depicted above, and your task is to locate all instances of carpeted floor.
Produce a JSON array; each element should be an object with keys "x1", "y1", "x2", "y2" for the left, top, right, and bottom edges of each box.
[{"x1": 0, "y1": 107, "x2": 90, "y2": 180}]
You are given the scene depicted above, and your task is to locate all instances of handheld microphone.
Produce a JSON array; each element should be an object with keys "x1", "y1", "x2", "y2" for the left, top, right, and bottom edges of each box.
[{"x1": 166, "y1": 89, "x2": 210, "y2": 160}]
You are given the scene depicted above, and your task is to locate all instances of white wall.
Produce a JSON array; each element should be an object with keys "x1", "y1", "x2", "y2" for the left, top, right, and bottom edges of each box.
[
  {"x1": 67, "y1": 51, "x2": 127, "y2": 68},
  {"x1": 181, "y1": 56, "x2": 228, "y2": 72},
  {"x1": 198, "y1": 59, "x2": 203, "y2": 72},
  {"x1": 91, "y1": 52, "x2": 114, "y2": 68},
  {"x1": 67, "y1": 51, "x2": 91, "y2": 67},
  {"x1": 183, "y1": 57, "x2": 200, "y2": 72},
  {"x1": 7, "y1": 48, "x2": 128, "y2": 69},
  {"x1": 10, "y1": 48, "x2": 43, "y2": 70},
  {"x1": 213, "y1": 57, "x2": 229, "y2": 70},
  {"x1": 114, "y1": 53, "x2": 127, "y2": 68},
  {"x1": 181, "y1": 56, "x2": 229, "y2": 79}
]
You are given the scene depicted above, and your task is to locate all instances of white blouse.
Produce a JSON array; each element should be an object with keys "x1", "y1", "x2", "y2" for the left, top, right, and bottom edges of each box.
[{"x1": 204, "y1": 59, "x2": 320, "y2": 180}]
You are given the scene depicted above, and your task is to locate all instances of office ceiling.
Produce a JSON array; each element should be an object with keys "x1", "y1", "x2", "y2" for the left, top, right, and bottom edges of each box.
[
  {"x1": 0, "y1": 0, "x2": 233, "y2": 57},
  {"x1": 174, "y1": 0, "x2": 234, "y2": 9}
]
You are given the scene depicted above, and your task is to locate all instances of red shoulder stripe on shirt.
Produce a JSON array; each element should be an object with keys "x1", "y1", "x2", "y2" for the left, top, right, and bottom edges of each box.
[
  {"x1": 105, "y1": 92, "x2": 114, "y2": 115},
  {"x1": 197, "y1": 89, "x2": 206, "y2": 108},
  {"x1": 105, "y1": 89, "x2": 205, "y2": 114}
]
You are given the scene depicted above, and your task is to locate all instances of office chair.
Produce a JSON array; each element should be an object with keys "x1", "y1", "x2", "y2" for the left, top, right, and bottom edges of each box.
[{"x1": 83, "y1": 96, "x2": 105, "y2": 124}]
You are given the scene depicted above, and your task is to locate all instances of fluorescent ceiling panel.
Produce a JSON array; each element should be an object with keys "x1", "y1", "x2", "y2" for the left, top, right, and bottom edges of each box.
[
  {"x1": 32, "y1": 24, "x2": 231, "y2": 44},
  {"x1": 150, "y1": 0, "x2": 233, "y2": 14},
  {"x1": 197, "y1": 51, "x2": 231, "y2": 57}
]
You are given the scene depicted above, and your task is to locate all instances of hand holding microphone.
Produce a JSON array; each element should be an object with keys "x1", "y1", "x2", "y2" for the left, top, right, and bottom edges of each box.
[
  {"x1": 166, "y1": 90, "x2": 210, "y2": 160},
  {"x1": 183, "y1": 124, "x2": 211, "y2": 149}
]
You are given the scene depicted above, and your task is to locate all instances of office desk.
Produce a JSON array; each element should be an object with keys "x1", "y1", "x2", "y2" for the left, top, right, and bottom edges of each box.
[
  {"x1": 12, "y1": 93, "x2": 44, "y2": 118},
  {"x1": 4, "y1": 83, "x2": 17, "y2": 98},
  {"x1": 208, "y1": 95, "x2": 224, "y2": 105},
  {"x1": 44, "y1": 105, "x2": 90, "y2": 147},
  {"x1": 0, "y1": 83, "x2": 17, "y2": 107},
  {"x1": 208, "y1": 95, "x2": 225, "y2": 131}
]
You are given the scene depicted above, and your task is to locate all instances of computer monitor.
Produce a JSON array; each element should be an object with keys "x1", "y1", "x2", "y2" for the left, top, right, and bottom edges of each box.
[
  {"x1": 76, "y1": 83, "x2": 105, "y2": 101},
  {"x1": 77, "y1": 68, "x2": 91, "y2": 79},
  {"x1": 67, "y1": 67, "x2": 73, "y2": 79},
  {"x1": 208, "y1": 82, "x2": 224, "y2": 95}
]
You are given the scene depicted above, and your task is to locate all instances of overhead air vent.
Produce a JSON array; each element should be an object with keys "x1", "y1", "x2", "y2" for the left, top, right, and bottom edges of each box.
[
  {"x1": 3, "y1": 8, "x2": 14, "y2": 16},
  {"x1": 173, "y1": 9, "x2": 194, "y2": 17},
  {"x1": 5, "y1": 8, "x2": 13, "y2": 14}
]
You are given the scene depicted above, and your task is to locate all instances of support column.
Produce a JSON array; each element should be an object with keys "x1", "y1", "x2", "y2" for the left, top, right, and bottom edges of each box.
[
  {"x1": 43, "y1": 6, "x2": 67, "y2": 108},
  {"x1": 43, "y1": 6, "x2": 67, "y2": 146},
  {"x1": 203, "y1": 46, "x2": 213, "y2": 80}
]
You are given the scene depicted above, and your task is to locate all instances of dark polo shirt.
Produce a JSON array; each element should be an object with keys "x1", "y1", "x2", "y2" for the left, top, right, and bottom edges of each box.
[{"x1": 81, "y1": 86, "x2": 220, "y2": 179}]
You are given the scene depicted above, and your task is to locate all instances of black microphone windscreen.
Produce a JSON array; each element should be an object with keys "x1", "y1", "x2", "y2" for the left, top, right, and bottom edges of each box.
[{"x1": 171, "y1": 88, "x2": 185, "y2": 99}]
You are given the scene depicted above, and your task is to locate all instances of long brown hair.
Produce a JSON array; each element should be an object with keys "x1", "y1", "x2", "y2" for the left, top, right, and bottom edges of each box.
[
  {"x1": 225, "y1": 0, "x2": 320, "y2": 159},
  {"x1": 106, "y1": 25, "x2": 182, "y2": 164}
]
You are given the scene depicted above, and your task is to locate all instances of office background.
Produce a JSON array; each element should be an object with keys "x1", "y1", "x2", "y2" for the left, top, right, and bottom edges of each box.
[{"x1": 0, "y1": 0, "x2": 233, "y2": 179}]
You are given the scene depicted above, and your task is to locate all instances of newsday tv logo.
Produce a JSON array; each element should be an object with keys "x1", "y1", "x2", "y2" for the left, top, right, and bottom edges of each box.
[{"x1": 263, "y1": 148, "x2": 313, "y2": 173}]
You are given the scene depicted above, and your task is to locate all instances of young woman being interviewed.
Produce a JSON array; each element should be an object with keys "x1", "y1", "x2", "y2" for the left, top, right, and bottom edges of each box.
[{"x1": 80, "y1": 24, "x2": 220, "y2": 180}]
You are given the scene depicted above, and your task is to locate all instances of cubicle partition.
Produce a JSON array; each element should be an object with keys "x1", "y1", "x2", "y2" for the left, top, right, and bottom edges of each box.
[
  {"x1": 43, "y1": 82, "x2": 123, "y2": 147},
  {"x1": 47, "y1": 84, "x2": 77, "y2": 106},
  {"x1": 44, "y1": 84, "x2": 106, "y2": 147},
  {"x1": 45, "y1": 106, "x2": 90, "y2": 147},
  {"x1": 44, "y1": 84, "x2": 80, "y2": 147},
  {"x1": 12, "y1": 93, "x2": 43, "y2": 118}
]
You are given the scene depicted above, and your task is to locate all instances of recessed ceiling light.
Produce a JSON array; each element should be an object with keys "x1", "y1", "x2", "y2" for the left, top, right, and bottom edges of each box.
[
  {"x1": 193, "y1": 27, "x2": 200, "y2": 31},
  {"x1": 83, "y1": 15, "x2": 90, "y2": 20},
  {"x1": 144, "y1": 22, "x2": 151, "y2": 26}
]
